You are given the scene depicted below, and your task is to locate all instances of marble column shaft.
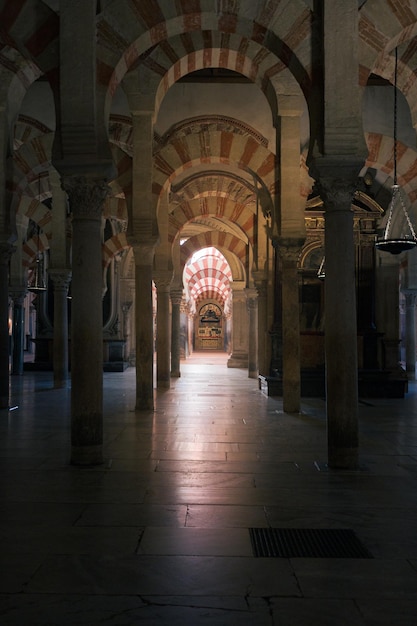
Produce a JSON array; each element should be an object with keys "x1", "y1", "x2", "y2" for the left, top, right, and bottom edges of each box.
[
  {"x1": 322, "y1": 177, "x2": 359, "y2": 469},
  {"x1": 404, "y1": 291, "x2": 416, "y2": 380},
  {"x1": 64, "y1": 176, "x2": 109, "y2": 465},
  {"x1": 227, "y1": 285, "x2": 248, "y2": 369},
  {"x1": 170, "y1": 290, "x2": 182, "y2": 378},
  {"x1": 10, "y1": 290, "x2": 25, "y2": 376},
  {"x1": 277, "y1": 239, "x2": 304, "y2": 413},
  {"x1": 154, "y1": 272, "x2": 172, "y2": 389},
  {"x1": 127, "y1": 106, "x2": 158, "y2": 409},
  {"x1": 0, "y1": 245, "x2": 13, "y2": 408},
  {"x1": 269, "y1": 244, "x2": 283, "y2": 377},
  {"x1": 376, "y1": 255, "x2": 401, "y2": 369},
  {"x1": 49, "y1": 269, "x2": 71, "y2": 388},
  {"x1": 253, "y1": 275, "x2": 268, "y2": 377},
  {"x1": 133, "y1": 245, "x2": 155, "y2": 410},
  {"x1": 245, "y1": 288, "x2": 258, "y2": 379}
]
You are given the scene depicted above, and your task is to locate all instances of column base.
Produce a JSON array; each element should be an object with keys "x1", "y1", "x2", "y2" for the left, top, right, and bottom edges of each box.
[
  {"x1": 328, "y1": 447, "x2": 358, "y2": 470},
  {"x1": 135, "y1": 396, "x2": 154, "y2": 411},
  {"x1": 0, "y1": 398, "x2": 9, "y2": 410},
  {"x1": 71, "y1": 445, "x2": 103, "y2": 466},
  {"x1": 227, "y1": 353, "x2": 248, "y2": 368}
]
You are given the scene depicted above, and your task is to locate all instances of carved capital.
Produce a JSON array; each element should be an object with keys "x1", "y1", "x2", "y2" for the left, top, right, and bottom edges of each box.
[
  {"x1": 275, "y1": 237, "x2": 305, "y2": 267},
  {"x1": 170, "y1": 289, "x2": 184, "y2": 306},
  {"x1": 153, "y1": 270, "x2": 173, "y2": 290},
  {"x1": 9, "y1": 287, "x2": 27, "y2": 303},
  {"x1": 132, "y1": 242, "x2": 157, "y2": 266},
  {"x1": 318, "y1": 177, "x2": 358, "y2": 212},
  {"x1": 49, "y1": 269, "x2": 72, "y2": 291},
  {"x1": 403, "y1": 289, "x2": 417, "y2": 308},
  {"x1": 0, "y1": 242, "x2": 15, "y2": 265},
  {"x1": 311, "y1": 156, "x2": 363, "y2": 213},
  {"x1": 245, "y1": 288, "x2": 258, "y2": 309},
  {"x1": 62, "y1": 176, "x2": 110, "y2": 219}
]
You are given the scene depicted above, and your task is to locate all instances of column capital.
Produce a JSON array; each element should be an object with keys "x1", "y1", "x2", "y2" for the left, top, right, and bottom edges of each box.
[
  {"x1": 310, "y1": 156, "x2": 364, "y2": 211},
  {"x1": 403, "y1": 289, "x2": 417, "y2": 307},
  {"x1": 122, "y1": 70, "x2": 157, "y2": 115},
  {"x1": 131, "y1": 241, "x2": 158, "y2": 266},
  {"x1": 252, "y1": 271, "x2": 267, "y2": 297},
  {"x1": 170, "y1": 288, "x2": 184, "y2": 306},
  {"x1": 276, "y1": 94, "x2": 303, "y2": 118},
  {"x1": 62, "y1": 175, "x2": 110, "y2": 219},
  {"x1": 0, "y1": 242, "x2": 15, "y2": 265},
  {"x1": 245, "y1": 290, "x2": 258, "y2": 312},
  {"x1": 244, "y1": 287, "x2": 258, "y2": 302},
  {"x1": 9, "y1": 286, "x2": 27, "y2": 304},
  {"x1": 231, "y1": 281, "x2": 246, "y2": 301},
  {"x1": 251, "y1": 269, "x2": 267, "y2": 283},
  {"x1": 49, "y1": 269, "x2": 72, "y2": 291},
  {"x1": 153, "y1": 270, "x2": 173, "y2": 290},
  {"x1": 275, "y1": 237, "x2": 305, "y2": 266}
]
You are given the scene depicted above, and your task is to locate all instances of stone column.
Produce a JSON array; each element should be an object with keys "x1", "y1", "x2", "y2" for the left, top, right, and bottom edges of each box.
[
  {"x1": 403, "y1": 290, "x2": 416, "y2": 380},
  {"x1": 154, "y1": 271, "x2": 172, "y2": 388},
  {"x1": 253, "y1": 274, "x2": 268, "y2": 377},
  {"x1": 122, "y1": 301, "x2": 133, "y2": 363},
  {"x1": 245, "y1": 288, "x2": 258, "y2": 379},
  {"x1": 277, "y1": 239, "x2": 304, "y2": 413},
  {"x1": 170, "y1": 289, "x2": 182, "y2": 378},
  {"x1": 180, "y1": 301, "x2": 189, "y2": 358},
  {"x1": 320, "y1": 174, "x2": 359, "y2": 469},
  {"x1": 131, "y1": 243, "x2": 156, "y2": 410},
  {"x1": 227, "y1": 282, "x2": 248, "y2": 369},
  {"x1": 269, "y1": 241, "x2": 283, "y2": 377},
  {"x1": 10, "y1": 289, "x2": 26, "y2": 376},
  {"x1": 356, "y1": 238, "x2": 378, "y2": 369},
  {"x1": 376, "y1": 253, "x2": 401, "y2": 370},
  {"x1": 122, "y1": 88, "x2": 158, "y2": 408},
  {"x1": 63, "y1": 176, "x2": 109, "y2": 466},
  {"x1": 0, "y1": 244, "x2": 13, "y2": 408},
  {"x1": 310, "y1": 0, "x2": 365, "y2": 469},
  {"x1": 49, "y1": 171, "x2": 72, "y2": 387},
  {"x1": 49, "y1": 269, "x2": 71, "y2": 388}
]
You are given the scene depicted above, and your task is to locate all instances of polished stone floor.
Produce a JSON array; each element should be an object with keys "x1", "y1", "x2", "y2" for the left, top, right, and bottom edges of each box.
[{"x1": 1, "y1": 351, "x2": 417, "y2": 625}]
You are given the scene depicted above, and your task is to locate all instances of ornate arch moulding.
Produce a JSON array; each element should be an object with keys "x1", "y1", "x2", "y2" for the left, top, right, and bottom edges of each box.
[{"x1": 102, "y1": 5, "x2": 311, "y2": 121}]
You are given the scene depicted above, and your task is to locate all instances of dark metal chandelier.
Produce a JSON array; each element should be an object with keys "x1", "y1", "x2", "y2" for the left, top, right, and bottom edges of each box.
[
  {"x1": 317, "y1": 255, "x2": 325, "y2": 280},
  {"x1": 375, "y1": 47, "x2": 417, "y2": 255}
]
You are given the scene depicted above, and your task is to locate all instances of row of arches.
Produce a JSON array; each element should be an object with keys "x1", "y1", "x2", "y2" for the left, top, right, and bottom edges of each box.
[{"x1": 2, "y1": 1, "x2": 417, "y2": 471}]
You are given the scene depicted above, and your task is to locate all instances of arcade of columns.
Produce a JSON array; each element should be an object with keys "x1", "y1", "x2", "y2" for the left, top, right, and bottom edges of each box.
[{"x1": 1, "y1": 1, "x2": 417, "y2": 472}]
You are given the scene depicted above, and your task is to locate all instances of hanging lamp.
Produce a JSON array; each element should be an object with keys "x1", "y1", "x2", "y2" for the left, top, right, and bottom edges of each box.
[
  {"x1": 375, "y1": 47, "x2": 417, "y2": 254},
  {"x1": 28, "y1": 176, "x2": 47, "y2": 292},
  {"x1": 317, "y1": 255, "x2": 325, "y2": 280}
]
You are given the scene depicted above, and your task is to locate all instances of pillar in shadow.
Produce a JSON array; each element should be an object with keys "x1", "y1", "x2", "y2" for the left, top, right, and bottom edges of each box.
[
  {"x1": 10, "y1": 289, "x2": 26, "y2": 376},
  {"x1": 245, "y1": 288, "x2": 258, "y2": 379},
  {"x1": 63, "y1": 175, "x2": 109, "y2": 466},
  {"x1": 154, "y1": 271, "x2": 173, "y2": 388},
  {"x1": 170, "y1": 289, "x2": 183, "y2": 378},
  {"x1": 49, "y1": 269, "x2": 71, "y2": 388},
  {"x1": 0, "y1": 244, "x2": 13, "y2": 408}
]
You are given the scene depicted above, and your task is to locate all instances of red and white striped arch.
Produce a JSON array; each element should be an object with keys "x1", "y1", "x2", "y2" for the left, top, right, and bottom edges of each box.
[{"x1": 183, "y1": 246, "x2": 232, "y2": 308}]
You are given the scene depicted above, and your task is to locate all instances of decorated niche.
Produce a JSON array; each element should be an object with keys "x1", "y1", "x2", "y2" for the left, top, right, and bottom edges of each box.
[{"x1": 195, "y1": 302, "x2": 223, "y2": 349}]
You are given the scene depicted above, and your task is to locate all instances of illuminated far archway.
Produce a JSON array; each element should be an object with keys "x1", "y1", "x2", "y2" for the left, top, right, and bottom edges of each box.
[{"x1": 183, "y1": 246, "x2": 233, "y2": 353}]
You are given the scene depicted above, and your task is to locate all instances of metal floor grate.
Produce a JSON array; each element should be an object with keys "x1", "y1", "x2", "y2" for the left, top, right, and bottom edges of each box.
[{"x1": 249, "y1": 528, "x2": 373, "y2": 558}]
